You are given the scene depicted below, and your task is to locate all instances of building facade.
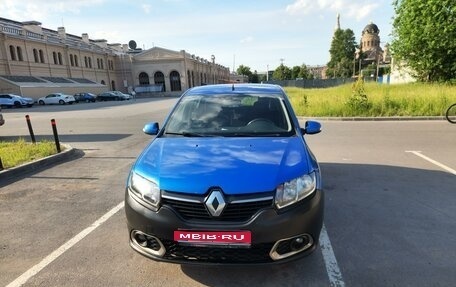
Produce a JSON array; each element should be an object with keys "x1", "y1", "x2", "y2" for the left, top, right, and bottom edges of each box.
[{"x1": 0, "y1": 17, "x2": 229, "y2": 100}]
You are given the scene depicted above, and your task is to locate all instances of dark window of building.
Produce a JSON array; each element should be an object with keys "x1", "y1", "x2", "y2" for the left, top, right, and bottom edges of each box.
[
  {"x1": 154, "y1": 71, "x2": 166, "y2": 92},
  {"x1": 74, "y1": 55, "x2": 78, "y2": 67},
  {"x1": 170, "y1": 71, "x2": 181, "y2": 91},
  {"x1": 191, "y1": 71, "x2": 195, "y2": 87},
  {"x1": 139, "y1": 72, "x2": 150, "y2": 85},
  {"x1": 39, "y1": 50, "x2": 45, "y2": 63},
  {"x1": 187, "y1": 70, "x2": 191, "y2": 88},
  {"x1": 58, "y1": 52, "x2": 63, "y2": 65},
  {"x1": 88, "y1": 57, "x2": 92, "y2": 68},
  {"x1": 100, "y1": 59, "x2": 103, "y2": 69},
  {"x1": 9, "y1": 45, "x2": 16, "y2": 61},
  {"x1": 17, "y1": 46, "x2": 23, "y2": 61},
  {"x1": 53, "y1": 52, "x2": 58, "y2": 64},
  {"x1": 97, "y1": 58, "x2": 100, "y2": 69},
  {"x1": 33, "y1": 49, "x2": 39, "y2": 63},
  {"x1": 84, "y1": 56, "x2": 88, "y2": 68},
  {"x1": 70, "y1": 54, "x2": 74, "y2": 66},
  {"x1": 101, "y1": 80, "x2": 106, "y2": 85}
]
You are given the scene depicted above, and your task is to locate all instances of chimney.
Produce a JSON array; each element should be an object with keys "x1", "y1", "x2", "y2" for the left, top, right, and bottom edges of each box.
[
  {"x1": 82, "y1": 33, "x2": 89, "y2": 44},
  {"x1": 58, "y1": 27, "x2": 66, "y2": 40}
]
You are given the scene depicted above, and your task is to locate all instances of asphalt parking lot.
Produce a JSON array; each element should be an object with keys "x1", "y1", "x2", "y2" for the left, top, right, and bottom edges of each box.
[{"x1": 1, "y1": 99, "x2": 455, "y2": 287}]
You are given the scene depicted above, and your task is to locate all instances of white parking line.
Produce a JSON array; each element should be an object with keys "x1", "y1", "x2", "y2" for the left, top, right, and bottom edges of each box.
[
  {"x1": 320, "y1": 224, "x2": 345, "y2": 287},
  {"x1": 406, "y1": 151, "x2": 456, "y2": 175},
  {"x1": 6, "y1": 202, "x2": 124, "y2": 287}
]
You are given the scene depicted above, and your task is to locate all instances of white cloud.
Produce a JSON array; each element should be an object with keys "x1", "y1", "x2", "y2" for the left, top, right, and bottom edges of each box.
[
  {"x1": 240, "y1": 36, "x2": 254, "y2": 44},
  {"x1": 0, "y1": 0, "x2": 105, "y2": 22},
  {"x1": 142, "y1": 4, "x2": 152, "y2": 14},
  {"x1": 286, "y1": 0, "x2": 379, "y2": 20}
]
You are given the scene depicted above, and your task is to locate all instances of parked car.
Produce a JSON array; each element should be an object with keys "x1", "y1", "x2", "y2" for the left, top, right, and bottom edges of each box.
[
  {"x1": 74, "y1": 92, "x2": 97, "y2": 103},
  {"x1": 97, "y1": 91, "x2": 130, "y2": 101},
  {"x1": 125, "y1": 84, "x2": 324, "y2": 264},
  {"x1": 0, "y1": 107, "x2": 4, "y2": 126},
  {"x1": 112, "y1": 91, "x2": 132, "y2": 100},
  {"x1": 0, "y1": 93, "x2": 34, "y2": 108},
  {"x1": 37, "y1": 93, "x2": 75, "y2": 105}
]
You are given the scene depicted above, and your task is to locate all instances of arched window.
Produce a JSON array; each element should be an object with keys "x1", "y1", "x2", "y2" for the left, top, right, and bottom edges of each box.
[
  {"x1": 101, "y1": 80, "x2": 106, "y2": 85},
  {"x1": 58, "y1": 52, "x2": 63, "y2": 65},
  {"x1": 88, "y1": 57, "x2": 92, "y2": 68},
  {"x1": 191, "y1": 71, "x2": 195, "y2": 87},
  {"x1": 53, "y1": 52, "x2": 58, "y2": 64},
  {"x1": 9, "y1": 45, "x2": 16, "y2": 61},
  {"x1": 170, "y1": 71, "x2": 181, "y2": 92},
  {"x1": 74, "y1": 55, "x2": 78, "y2": 67},
  {"x1": 139, "y1": 72, "x2": 150, "y2": 85},
  {"x1": 154, "y1": 71, "x2": 165, "y2": 92},
  {"x1": 111, "y1": 80, "x2": 116, "y2": 90},
  {"x1": 100, "y1": 59, "x2": 104, "y2": 69},
  {"x1": 17, "y1": 47, "x2": 23, "y2": 61},
  {"x1": 70, "y1": 54, "x2": 74, "y2": 66},
  {"x1": 39, "y1": 50, "x2": 45, "y2": 63},
  {"x1": 33, "y1": 49, "x2": 39, "y2": 63},
  {"x1": 97, "y1": 58, "x2": 100, "y2": 69},
  {"x1": 84, "y1": 56, "x2": 88, "y2": 68}
]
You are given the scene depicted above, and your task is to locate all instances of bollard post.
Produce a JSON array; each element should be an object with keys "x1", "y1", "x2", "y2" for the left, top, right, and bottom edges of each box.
[
  {"x1": 25, "y1": 115, "x2": 36, "y2": 144},
  {"x1": 51, "y1": 119, "x2": 61, "y2": 153}
]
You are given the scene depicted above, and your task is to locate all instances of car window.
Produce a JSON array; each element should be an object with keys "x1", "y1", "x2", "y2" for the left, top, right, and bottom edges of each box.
[{"x1": 164, "y1": 94, "x2": 294, "y2": 137}]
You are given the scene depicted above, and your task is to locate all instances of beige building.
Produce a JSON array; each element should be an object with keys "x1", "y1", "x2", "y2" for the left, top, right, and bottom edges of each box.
[{"x1": 0, "y1": 17, "x2": 230, "y2": 100}]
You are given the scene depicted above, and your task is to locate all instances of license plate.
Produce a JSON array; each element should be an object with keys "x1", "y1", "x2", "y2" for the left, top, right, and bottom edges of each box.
[{"x1": 174, "y1": 230, "x2": 251, "y2": 246}]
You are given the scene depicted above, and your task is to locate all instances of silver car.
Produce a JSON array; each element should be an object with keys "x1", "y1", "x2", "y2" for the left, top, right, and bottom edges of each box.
[{"x1": 0, "y1": 94, "x2": 34, "y2": 108}]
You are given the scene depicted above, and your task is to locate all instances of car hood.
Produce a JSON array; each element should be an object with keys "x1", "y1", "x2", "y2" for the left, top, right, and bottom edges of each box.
[{"x1": 133, "y1": 137, "x2": 311, "y2": 195}]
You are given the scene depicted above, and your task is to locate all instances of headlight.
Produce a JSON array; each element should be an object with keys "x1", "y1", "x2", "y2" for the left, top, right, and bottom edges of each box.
[
  {"x1": 128, "y1": 172, "x2": 161, "y2": 209},
  {"x1": 275, "y1": 172, "x2": 316, "y2": 209}
]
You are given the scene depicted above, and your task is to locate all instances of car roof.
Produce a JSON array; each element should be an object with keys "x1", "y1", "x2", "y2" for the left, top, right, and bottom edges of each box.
[{"x1": 185, "y1": 84, "x2": 286, "y2": 98}]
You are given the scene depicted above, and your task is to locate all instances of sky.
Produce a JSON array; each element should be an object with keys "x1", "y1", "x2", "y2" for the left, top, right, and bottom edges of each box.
[{"x1": 0, "y1": 0, "x2": 395, "y2": 73}]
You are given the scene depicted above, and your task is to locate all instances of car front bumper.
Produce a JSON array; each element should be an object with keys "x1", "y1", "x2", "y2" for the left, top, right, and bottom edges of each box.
[{"x1": 125, "y1": 188, "x2": 324, "y2": 265}]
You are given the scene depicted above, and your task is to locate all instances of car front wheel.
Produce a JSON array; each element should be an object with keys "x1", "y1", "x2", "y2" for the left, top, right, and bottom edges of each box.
[
  {"x1": 59, "y1": 100, "x2": 65, "y2": 105},
  {"x1": 39, "y1": 100, "x2": 45, "y2": 105}
]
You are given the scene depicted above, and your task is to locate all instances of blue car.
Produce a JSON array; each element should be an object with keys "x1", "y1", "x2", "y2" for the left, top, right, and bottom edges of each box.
[
  {"x1": 73, "y1": 92, "x2": 97, "y2": 103},
  {"x1": 125, "y1": 84, "x2": 324, "y2": 264}
]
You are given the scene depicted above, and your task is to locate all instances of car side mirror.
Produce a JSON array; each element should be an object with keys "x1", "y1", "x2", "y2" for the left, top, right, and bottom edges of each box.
[
  {"x1": 143, "y1": 122, "x2": 160, "y2": 135},
  {"x1": 301, "y1": 120, "x2": 321, "y2": 135}
]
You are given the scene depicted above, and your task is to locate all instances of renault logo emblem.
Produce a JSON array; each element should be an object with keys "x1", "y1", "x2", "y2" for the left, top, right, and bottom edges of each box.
[{"x1": 205, "y1": 190, "x2": 226, "y2": 217}]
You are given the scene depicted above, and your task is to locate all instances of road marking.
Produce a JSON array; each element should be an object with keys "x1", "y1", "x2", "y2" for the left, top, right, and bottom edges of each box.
[
  {"x1": 406, "y1": 151, "x2": 456, "y2": 175},
  {"x1": 320, "y1": 224, "x2": 345, "y2": 287},
  {"x1": 6, "y1": 202, "x2": 124, "y2": 287}
]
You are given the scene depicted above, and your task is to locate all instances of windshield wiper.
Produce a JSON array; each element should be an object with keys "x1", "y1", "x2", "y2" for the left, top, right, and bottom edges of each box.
[{"x1": 165, "y1": 131, "x2": 220, "y2": 137}]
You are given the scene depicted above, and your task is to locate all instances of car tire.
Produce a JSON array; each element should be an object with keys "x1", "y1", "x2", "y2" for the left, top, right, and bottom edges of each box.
[
  {"x1": 59, "y1": 100, "x2": 65, "y2": 104},
  {"x1": 39, "y1": 100, "x2": 45, "y2": 105}
]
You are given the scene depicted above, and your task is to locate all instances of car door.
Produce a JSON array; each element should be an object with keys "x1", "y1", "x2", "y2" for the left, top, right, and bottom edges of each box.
[{"x1": 46, "y1": 94, "x2": 57, "y2": 104}]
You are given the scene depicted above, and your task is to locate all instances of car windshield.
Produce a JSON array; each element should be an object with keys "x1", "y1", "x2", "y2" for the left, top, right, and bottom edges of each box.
[{"x1": 164, "y1": 94, "x2": 294, "y2": 137}]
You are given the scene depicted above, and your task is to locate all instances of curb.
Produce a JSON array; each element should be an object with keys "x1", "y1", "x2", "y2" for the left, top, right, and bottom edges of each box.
[{"x1": 0, "y1": 144, "x2": 83, "y2": 187}]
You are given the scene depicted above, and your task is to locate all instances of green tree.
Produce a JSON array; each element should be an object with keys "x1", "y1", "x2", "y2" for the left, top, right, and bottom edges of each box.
[
  {"x1": 391, "y1": 0, "x2": 456, "y2": 81},
  {"x1": 327, "y1": 28, "x2": 357, "y2": 78},
  {"x1": 292, "y1": 66, "x2": 301, "y2": 79},
  {"x1": 273, "y1": 64, "x2": 292, "y2": 80},
  {"x1": 237, "y1": 65, "x2": 253, "y2": 78},
  {"x1": 251, "y1": 70, "x2": 259, "y2": 83}
]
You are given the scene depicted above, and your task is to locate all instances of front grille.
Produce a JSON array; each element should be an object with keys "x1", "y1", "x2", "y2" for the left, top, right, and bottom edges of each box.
[
  {"x1": 161, "y1": 239, "x2": 274, "y2": 264},
  {"x1": 162, "y1": 196, "x2": 273, "y2": 222}
]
